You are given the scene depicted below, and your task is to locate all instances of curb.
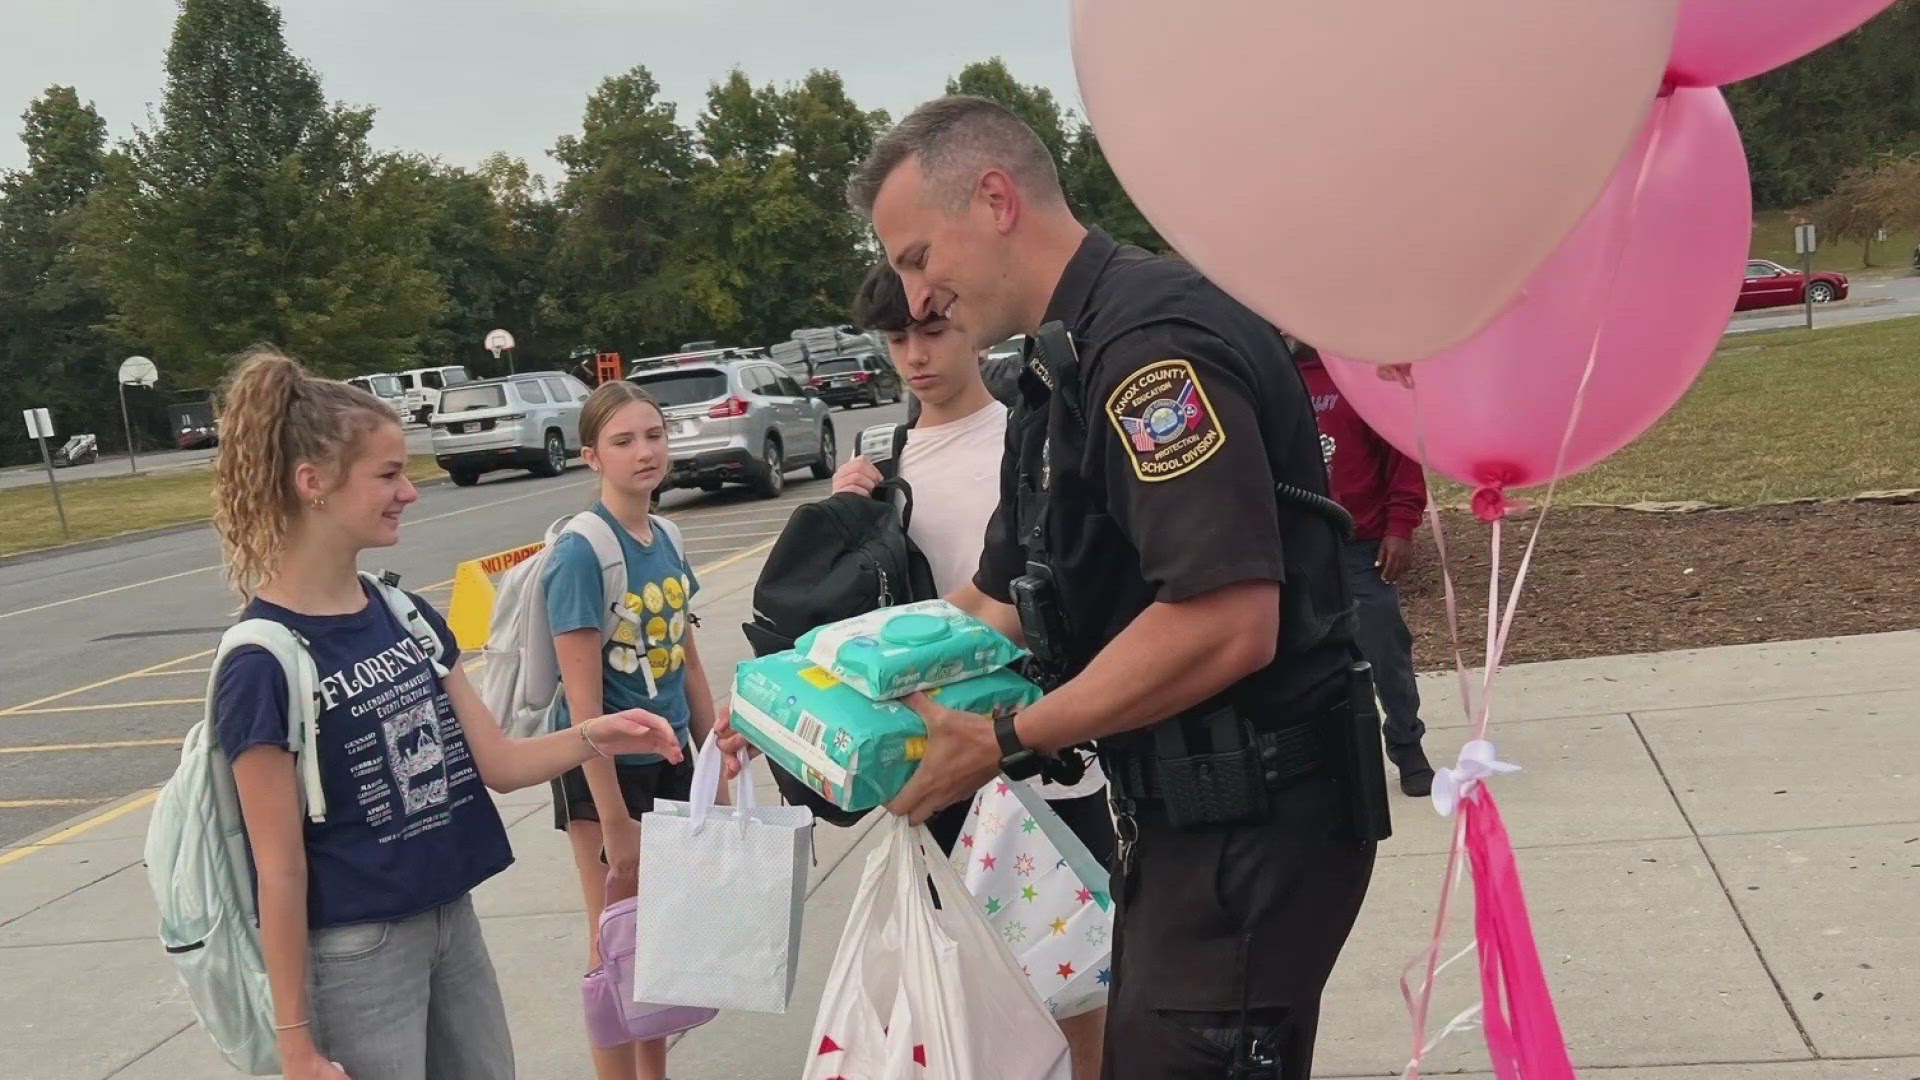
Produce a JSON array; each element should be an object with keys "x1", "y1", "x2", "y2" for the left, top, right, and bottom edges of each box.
[{"x1": 0, "y1": 788, "x2": 159, "y2": 862}]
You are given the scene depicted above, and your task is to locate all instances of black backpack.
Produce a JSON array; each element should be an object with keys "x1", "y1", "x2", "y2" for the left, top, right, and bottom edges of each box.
[{"x1": 741, "y1": 424, "x2": 938, "y2": 825}]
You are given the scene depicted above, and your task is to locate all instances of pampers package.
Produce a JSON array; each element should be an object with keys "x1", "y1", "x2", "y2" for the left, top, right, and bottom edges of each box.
[
  {"x1": 794, "y1": 599, "x2": 1026, "y2": 700},
  {"x1": 730, "y1": 650, "x2": 1042, "y2": 812}
]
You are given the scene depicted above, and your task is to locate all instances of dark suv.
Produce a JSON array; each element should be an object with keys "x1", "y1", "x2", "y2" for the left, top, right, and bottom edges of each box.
[{"x1": 808, "y1": 353, "x2": 903, "y2": 409}]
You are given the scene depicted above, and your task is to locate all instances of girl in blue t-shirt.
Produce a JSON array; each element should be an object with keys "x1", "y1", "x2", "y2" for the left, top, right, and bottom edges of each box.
[
  {"x1": 543, "y1": 380, "x2": 723, "y2": 1080},
  {"x1": 209, "y1": 351, "x2": 683, "y2": 1080}
]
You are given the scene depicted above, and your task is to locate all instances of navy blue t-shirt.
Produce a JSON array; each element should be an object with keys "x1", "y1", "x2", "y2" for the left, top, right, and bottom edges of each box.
[{"x1": 213, "y1": 580, "x2": 513, "y2": 929}]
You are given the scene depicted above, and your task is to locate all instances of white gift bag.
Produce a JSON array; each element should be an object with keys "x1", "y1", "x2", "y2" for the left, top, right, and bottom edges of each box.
[
  {"x1": 953, "y1": 779, "x2": 1115, "y2": 1019},
  {"x1": 804, "y1": 817, "x2": 1069, "y2": 1080},
  {"x1": 631, "y1": 732, "x2": 813, "y2": 1014}
]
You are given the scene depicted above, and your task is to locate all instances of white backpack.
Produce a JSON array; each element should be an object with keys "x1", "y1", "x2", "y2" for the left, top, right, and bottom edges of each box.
[
  {"x1": 475, "y1": 511, "x2": 685, "y2": 738},
  {"x1": 145, "y1": 573, "x2": 443, "y2": 1075}
]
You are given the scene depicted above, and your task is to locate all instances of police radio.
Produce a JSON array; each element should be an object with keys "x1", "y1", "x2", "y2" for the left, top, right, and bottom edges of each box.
[{"x1": 1010, "y1": 561, "x2": 1071, "y2": 673}]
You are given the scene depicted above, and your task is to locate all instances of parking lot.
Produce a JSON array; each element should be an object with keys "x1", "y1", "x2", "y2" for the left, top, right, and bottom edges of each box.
[{"x1": 0, "y1": 400, "x2": 905, "y2": 847}]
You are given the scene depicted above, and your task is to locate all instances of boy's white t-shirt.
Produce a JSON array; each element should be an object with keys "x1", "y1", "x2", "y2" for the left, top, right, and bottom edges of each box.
[{"x1": 896, "y1": 400, "x2": 1107, "y2": 801}]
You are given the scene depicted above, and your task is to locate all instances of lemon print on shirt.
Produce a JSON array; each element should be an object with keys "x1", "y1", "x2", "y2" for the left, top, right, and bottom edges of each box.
[
  {"x1": 668, "y1": 611, "x2": 686, "y2": 643},
  {"x1": 663, "y1": 575, "x2": 685, "y2": 610},
  {"x1": 642, "y1": 580, "x2": 665, "y2": 614},
  {"x1": 670, "y1": 644, "x2": 687, "y2": 672},
  {"x1": 608, "y1": 643, "x2": 641, "y2": 674},
  {"x1": 646, "y1": 616, "x2": 669, "y2": 648},
  {"x1": 647, "y1": 647, "x2": 670, "y2": 680}
]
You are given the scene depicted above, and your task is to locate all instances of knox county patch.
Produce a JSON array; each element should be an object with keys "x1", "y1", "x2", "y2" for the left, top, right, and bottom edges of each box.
[{"x1": 1105, "y1": 358, "x2": 1227, "y2": 482}]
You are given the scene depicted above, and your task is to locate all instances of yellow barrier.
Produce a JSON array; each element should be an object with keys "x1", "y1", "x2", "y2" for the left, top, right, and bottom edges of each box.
[{"x1": 446, "y1": 540, "x2": 546, "y2": 651}]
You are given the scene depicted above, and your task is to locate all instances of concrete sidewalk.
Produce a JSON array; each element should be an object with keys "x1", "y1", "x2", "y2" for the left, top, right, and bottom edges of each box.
[{"x1": 3, "y1": 539, "x2": 1916, "y2": 1078}]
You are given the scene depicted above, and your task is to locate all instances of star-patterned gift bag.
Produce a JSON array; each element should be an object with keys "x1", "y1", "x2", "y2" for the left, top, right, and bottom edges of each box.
[{"x1": 951, "y1": 778, "x2": 1114, "y2": 1019}]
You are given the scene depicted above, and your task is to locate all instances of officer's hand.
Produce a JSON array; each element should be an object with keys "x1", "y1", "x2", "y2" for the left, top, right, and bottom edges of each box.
[
  {"x1": 884, "y1": 692, "x2": 1000, "y2": 825},
  {"x1": 1377, "y1": 536, "x2": 1413, "y2": 584},
  {"x1": 832, "y1": 456, "x2": 884, "y2": 497}
]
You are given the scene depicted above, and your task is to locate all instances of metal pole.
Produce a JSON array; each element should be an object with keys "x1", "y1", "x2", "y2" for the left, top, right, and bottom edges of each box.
[
  {"x1": 1802, "y1": 248, "x2": 1814, "y2": 331},
  {"x1": 508, "y1": 347, "x2": 516, "y2": 376},
  {"x1": 37, "y1": 433, "x2": 71, "y2": 541},
  {"x1": 119, "y1": 381, "x2": 139, "y2": 475}
]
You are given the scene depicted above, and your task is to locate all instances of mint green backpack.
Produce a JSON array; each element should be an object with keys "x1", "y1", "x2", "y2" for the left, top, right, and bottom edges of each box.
[{"x1": 144, "y1": 573, "x2": 443, "y2": 1074}]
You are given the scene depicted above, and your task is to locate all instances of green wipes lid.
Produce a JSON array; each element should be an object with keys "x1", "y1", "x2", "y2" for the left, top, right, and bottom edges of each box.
[{"x1": 880, "y1": 612, "x2": 952, "y2": 646}]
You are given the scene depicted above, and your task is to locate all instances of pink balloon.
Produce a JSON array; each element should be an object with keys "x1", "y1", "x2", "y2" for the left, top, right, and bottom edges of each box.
[
  {"x1": 1669, "y1": 0, "x2": 1894, "y2": 87},
  {"x1": 1321, "y1": 87, "x2": 1748, "y2": 507},
  {"x1": 1071, "y1": 0, "x2": 1680, "y2": 363}
]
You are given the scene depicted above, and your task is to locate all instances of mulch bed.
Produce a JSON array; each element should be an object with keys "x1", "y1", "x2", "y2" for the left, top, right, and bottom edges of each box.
[{"x1": 1395, "y1": 502, "x2": 1920, "y2": 669}]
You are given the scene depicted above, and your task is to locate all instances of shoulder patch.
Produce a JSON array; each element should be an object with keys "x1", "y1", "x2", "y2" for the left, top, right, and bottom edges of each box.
[{"x1": 1104, "y1": 358, "x2": 1227, "y2": 482}]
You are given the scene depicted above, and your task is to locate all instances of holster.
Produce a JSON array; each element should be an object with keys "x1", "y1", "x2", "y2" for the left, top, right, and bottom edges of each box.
[{"x1": 1107, "y1": 663, "x2": 1393, "y2": 843}]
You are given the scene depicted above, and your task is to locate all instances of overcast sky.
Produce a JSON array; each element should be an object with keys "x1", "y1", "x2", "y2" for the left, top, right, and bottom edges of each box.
[{"x1": 0, "y1": 0, "x2": 1087, "y2": 180}]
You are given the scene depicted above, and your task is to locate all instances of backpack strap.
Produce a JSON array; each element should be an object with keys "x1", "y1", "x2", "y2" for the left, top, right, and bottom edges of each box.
[
  {"x1": 362, "y1": 571, "x2": 449, "y2": 678},
  {"x1": 215, "y1": 619, "x2": 328, "y2": 823},
  {"x1": 562, "y1": 510, "x2": 655, "y2": 697},
  {"x1": 649, "y1": 514, "x2": 687, "y2": 567}
]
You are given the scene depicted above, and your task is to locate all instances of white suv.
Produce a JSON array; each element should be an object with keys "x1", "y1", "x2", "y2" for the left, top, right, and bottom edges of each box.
[
  {"x1": 430, "y1": 372, "x2": 589, "y2": 486},
  {"x1": 396, "y1": 365, "x2": 472, "y2": 425}
]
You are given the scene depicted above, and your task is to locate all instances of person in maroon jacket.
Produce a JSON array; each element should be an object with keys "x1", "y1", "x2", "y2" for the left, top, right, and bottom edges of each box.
[{"x1": 1292, "y1": 340, "x2": 1436, "y2": 797}]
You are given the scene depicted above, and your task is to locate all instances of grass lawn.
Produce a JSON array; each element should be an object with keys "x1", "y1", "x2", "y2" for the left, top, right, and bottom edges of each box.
[
  {"x1": 1433, "y1": 313, "x2": 1920, "y2": 507},
  {"x1": 1751, "y1": 208, "x2": 1918, "y2": 277},
  {"x1": 0, "y1": 456, "x2": 446, "y2": 558}
]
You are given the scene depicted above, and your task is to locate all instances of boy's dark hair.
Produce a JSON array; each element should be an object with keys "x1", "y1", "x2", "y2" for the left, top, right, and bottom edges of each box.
[{"x1": 851, "y1": 260, "x2": 914, "y2": 333}]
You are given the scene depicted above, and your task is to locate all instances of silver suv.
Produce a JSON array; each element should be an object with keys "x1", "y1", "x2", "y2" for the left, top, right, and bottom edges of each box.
[
  {"x1": 630, "y1": 358, "x2": 836, "y2": 498},
  {"x1": 430, "y1": 372, "x2": 590, "y2": 486}
]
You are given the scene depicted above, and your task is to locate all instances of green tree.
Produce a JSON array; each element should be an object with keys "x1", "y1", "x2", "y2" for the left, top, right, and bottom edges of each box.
[
  {"x1": 1810, "y1": 153, "x2": 1920, "y2": 265},
  {"x1": 678, "y1": 68, "x2": 886, "y2": 345},
  {"x1": 545, "y1": 65, "x2": 700, "y2": 356},
  {"x1": 84, "y1": 0, "x2": 442, "y2": 386},
  {"x1": 1731, "y1": 0, "x2": 1920, "y2": 209},
  {"x1": 0, "y1": 86, "x2": 134, "y2": 465}
]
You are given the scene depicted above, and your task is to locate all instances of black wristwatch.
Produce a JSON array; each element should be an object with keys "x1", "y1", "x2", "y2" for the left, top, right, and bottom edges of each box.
[{"x1": 993, "y1": 704, "x2": 1045, "y2": 782}]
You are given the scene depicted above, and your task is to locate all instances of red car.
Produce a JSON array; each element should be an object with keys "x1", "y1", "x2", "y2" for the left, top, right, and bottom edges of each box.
[{"x1": 1737, "y1": 260, "x2": 1849, "y2": 311}]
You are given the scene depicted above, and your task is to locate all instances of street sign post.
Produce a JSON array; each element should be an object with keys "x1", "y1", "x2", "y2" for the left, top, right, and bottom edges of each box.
[
  {"x1": 1794, "y1": 224, "x2": 1818, "y2": 330},
  {"x1": 117, "y1": 355, "x2": 159, "y2": 475},
  {"x1": 484, "y1": 328, "x2": 516, "y2": 375},
  {"x1": 23, "y1": 407, "x2": 70, "y2": 541}
]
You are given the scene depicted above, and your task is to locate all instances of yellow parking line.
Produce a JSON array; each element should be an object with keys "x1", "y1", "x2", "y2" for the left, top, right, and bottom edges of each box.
[
  {"x1": 3, "y1": 698, "x2": 202, "y2": 716},
  {"x1": 0, "y1": 649, "x2": 215, "y2": 716},
  {"x1": 0, "y1": 738, "x2": 183, "y2": 755},
  {"x1": 0, "y1": 797, "x2": 110, "y2": 809},
  {"x1": 0, "y1": 791, "x2": 157, "y2": 867},
  {"x1": 690, "y1": 537, "x2": 778, "y2": 577}
]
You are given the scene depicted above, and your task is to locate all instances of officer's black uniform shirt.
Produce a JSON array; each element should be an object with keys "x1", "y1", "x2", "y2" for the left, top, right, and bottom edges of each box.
[{"x1": 974, "y1": 229, "x2": 1352, "y2": 741}]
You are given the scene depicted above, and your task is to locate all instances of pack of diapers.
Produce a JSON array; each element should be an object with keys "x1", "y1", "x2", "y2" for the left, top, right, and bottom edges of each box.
[
  {"x1": 793, "y1": 599, "x2": 1026, "y2": 700},
  {"x1": 730, "y1": 650, "x2": 1042, "y2": 812}
]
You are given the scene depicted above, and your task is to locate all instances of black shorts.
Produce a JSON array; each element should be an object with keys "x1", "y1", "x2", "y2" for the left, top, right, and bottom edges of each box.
[
  {"x1": 550, "y1": 757, "x2": 696, "y2": 832},
  {"x1": 926, "y1": 786, "x2": 1118, "y2": 871}
]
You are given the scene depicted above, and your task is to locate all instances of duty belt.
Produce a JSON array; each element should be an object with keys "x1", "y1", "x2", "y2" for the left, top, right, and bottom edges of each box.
[{"x1": 1104, "y1": 708, "x2": 1333, "y2": 831}]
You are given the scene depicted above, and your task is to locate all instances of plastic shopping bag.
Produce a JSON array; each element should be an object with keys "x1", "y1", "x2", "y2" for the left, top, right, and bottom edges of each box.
[
  {"x1": 631, "y1": 732, "x2": 813, "y2": 1013},
  {"x1": 953, "y1": 779, "x2": 1114, "y2": 1019},
  {"x1": 804, "y1": 817, "x2": 1069, "y2": 1080}
]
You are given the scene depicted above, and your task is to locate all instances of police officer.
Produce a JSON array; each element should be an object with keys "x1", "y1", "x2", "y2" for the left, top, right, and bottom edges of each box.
[{"x1": 838, "y1": 96, "x2": 1389, "y2": 1079}]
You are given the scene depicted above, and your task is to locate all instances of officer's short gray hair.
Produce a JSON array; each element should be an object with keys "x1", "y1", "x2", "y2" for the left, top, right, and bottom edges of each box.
[{"x1": 847, "y1": 95, "x2": 1065, "y2": 216}]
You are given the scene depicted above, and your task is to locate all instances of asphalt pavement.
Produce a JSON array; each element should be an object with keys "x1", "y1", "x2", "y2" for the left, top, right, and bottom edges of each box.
[
  {"x1": 0, "y1": 400, "x2": 905, "y2": 846},
  {"x1": 1726, "y1": 272, "x2": 1920, "y2": 334}
]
